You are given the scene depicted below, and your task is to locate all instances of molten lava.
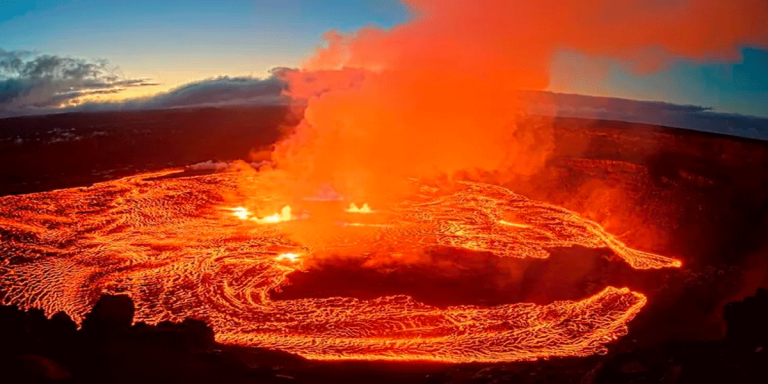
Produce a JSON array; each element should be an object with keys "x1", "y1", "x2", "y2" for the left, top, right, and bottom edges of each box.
[
  {"x1": 276, "y1": 252, "x2": 302, "y2": 263},
  {"x1": 229, "y1": 206, "x2": 251, "y2": 220},
  {"x1": 498, "y1": 220, "x2": 530, "y2": 229},
  {"x1": 0, "y1": 170, "x2": 679, "y2": 362},
  {"x1": 256, "y1": 206, "x2": 294, "y2": 223},
  {"x1": 346, "y1": 203, "x2": 372, "y2": 213},
  {"x1": 225, "y1": 205, "x2": 294, "y2": 223}
]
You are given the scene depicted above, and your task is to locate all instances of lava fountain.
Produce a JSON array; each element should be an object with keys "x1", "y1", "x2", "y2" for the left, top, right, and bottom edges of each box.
[{"x1": 0, "y1": 169, "x2": 679, "y2": 363}]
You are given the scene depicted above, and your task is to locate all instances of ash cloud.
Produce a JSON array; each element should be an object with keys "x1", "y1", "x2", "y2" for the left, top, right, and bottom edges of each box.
[{"x1": 0, "y1": 49, "x2": 156, "y2": 115}]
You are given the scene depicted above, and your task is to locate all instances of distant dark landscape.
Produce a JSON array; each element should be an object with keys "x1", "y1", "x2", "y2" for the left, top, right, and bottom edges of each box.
[{"x1": 0, "y1": 106, "x2": 297, "y2": 196}]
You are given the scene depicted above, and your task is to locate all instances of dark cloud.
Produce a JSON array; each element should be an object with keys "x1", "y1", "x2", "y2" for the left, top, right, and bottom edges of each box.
[
  {"x1": 66, "y1": 67, "x2": 297, "y2": 113},
  {"x1": 139, "y1": 73, "x2": 286, "y2": 108},
  {"x1": 0, "y1": 49, "x2": 156, "y2": 113},
  {"x1": 0, "y1": 50, "x2": 293, "y2": 117}
]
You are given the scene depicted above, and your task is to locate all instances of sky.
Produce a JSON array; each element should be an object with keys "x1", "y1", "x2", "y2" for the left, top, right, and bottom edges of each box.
[
  {"x1": 0, "y1": 0, "x2": 411, "y2": 99},
  {"x1": 0, "y1": 0, "x2": 766, "y2": 118}
]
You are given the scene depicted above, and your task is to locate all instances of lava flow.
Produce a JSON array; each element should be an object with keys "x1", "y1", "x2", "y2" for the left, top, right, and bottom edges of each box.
[{"x1": 0, "y1": 169, "x2": 679, "y2": 363}]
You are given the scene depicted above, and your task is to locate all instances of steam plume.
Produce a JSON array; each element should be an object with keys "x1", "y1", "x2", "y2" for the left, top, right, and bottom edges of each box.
[{"x1": 271, "y1": 0, "x2": 768, "y2": 200}]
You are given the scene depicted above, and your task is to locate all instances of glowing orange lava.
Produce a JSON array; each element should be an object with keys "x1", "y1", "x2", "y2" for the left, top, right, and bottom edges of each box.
[
  {"x1": 229, "y1": 206, "x2": 251, "y2": 220},
  {"x1": 0, "y1": 170, "x2": 680, "y2": 362},
  {"x1": 256, "y1": 206, "x2": 294, "y2": 223},
  {"x1": 276, "y1": 252, "x2": 302, "y2": 263},
  {"x1": 498, "y1": 220, "x2": 530, "y2": 229},
  {"x1": 346, "y1": 203, "x2": 372, "y2": 213}
]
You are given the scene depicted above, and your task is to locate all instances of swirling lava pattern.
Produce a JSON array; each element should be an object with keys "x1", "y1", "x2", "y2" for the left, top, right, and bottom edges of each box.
[{"x1": 0, "y1": 170, "x2": 680, "y2": 363}]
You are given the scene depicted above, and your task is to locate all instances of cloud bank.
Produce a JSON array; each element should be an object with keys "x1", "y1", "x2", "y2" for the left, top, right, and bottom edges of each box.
[
  {"x1": 0, "y1": 50, "x2": 291, "y2": 117},
  {"x1": 76, "y1": 70, "x2": 290, "y2": 112},
  {"x1": 0, "y1": 49, "x2": 156, "y2": 114}
]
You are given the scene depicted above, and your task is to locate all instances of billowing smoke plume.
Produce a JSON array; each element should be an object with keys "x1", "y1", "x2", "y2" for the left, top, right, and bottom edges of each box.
[{"x1": 270, "y1": 0, "x2": 768, "y2": 201}]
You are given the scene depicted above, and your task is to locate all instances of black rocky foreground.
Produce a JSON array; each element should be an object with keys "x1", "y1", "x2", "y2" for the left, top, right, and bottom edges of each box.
[{"x1": 0, "y1": 289, "x2": 765, "y2": 384}]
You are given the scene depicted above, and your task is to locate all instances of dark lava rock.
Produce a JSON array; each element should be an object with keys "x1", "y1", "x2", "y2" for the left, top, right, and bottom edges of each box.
[
  {"x1": 15, "y1": 354, "x2": 72, "y2": 381},
  {"x1": 81, "y1": 295, "x2": 135, "y2": 335},
  {"x1": 725, "y1": 288, "x2": 768, "y2": 348}
]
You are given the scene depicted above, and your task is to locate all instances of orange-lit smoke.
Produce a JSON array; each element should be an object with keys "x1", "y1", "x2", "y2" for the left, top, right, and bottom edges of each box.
[{"x1": 270, "y1": 0, "x2": 768, "y2": 202}]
